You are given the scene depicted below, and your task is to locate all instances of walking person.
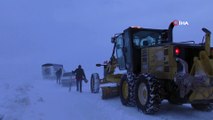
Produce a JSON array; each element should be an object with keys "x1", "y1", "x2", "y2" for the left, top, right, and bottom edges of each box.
[
  {"x1": 56, "y1": 68, "x2": 62, "y2": 84},
  {"x1": 74, "y1": 65, "x2": 86, "y2": 92}
]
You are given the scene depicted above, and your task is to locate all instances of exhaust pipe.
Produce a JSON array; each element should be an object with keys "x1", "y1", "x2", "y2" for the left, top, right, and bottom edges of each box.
[{"x1": 168, "y1": 20, "x2": 176, "y2": 42}]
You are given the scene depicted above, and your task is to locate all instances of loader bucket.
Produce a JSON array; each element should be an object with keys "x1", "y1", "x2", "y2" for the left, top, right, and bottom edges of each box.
[
  {"x1": 189, "y1": 51, "x2": 213, "y2": 102},
  {"x1": 199, "y1": 51, "x2": 213, "y2": 76}
]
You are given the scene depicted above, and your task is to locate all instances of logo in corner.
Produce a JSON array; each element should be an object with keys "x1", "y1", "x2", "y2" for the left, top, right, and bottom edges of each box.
[{"x1": 173, "y1": 20, "x2": 189, "y2": 26}]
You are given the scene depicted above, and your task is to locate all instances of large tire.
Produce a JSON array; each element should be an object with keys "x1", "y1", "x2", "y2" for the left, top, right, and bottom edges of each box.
[
  {"x1": 90, "y1": 73, "x2": 100, "y2": 93},
  {"x1": 191, "y1": 103, "x2": 213, "y2": 111},
  {"x1": 135, "y1": 74, "x2": 161, "y2": 114},
  {"x1": 120, "y1": 73, "x2": 136, "y2": 106}
]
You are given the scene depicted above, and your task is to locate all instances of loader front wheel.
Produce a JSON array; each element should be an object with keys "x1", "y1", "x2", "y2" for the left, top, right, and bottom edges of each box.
[
  {"x1": 191, "y1": 103, "x2": 213, "y2": 111},
  {"x1": 135, "y1": 74, "x2": 161, "y2": 114},
  {"x1": 90, "y1": 73, "x2": 100, "y2": 93},
  {"x1": 120, "y1": 73, "x2": 136, "y2": 106}
]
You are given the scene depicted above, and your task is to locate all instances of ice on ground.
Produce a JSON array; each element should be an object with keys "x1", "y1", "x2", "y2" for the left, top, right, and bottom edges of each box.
[{"x1": 0, "y1": 77, "x2": 213, "y2": 120}]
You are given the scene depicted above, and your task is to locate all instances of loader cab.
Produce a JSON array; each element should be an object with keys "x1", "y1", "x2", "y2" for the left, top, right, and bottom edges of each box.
[{"x1": 113, "y1": 27, "x2": 170, "y2": 74}]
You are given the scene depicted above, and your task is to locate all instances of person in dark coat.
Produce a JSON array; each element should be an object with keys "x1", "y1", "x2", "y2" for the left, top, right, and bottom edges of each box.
[
  {"x1": 74, "y1": 65, "x2": 86, "y2": 92},
  {"x1": 56, "y1": 68, "x2": 62, "y2": 84}
]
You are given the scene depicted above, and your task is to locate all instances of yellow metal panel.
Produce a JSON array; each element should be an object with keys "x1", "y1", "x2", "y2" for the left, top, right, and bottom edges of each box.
[
  {"x1": 205, "y1": 33, "x2": 211, "y2": 56},
  {"x1": 101, "y1": 86, "x2": 119, "y2": 99},
  {"x1": 199, "y1": 51, "x2": 213, "y2": 75},
  {"x1": 189, "y1": 86, "x2": 213, "y2": 101},
  {"x1": 141, "y1": 48, "x2": 149, "y2": 73},
  {"x1": 105, "y1": 74, "x2": 122, "y2": 83},
  {"x1": 147, "y1": 45, "x2": 177, "y2": 80},
  {"x1": 148, "y1": 46, "x2": 164, "y2": 72}
]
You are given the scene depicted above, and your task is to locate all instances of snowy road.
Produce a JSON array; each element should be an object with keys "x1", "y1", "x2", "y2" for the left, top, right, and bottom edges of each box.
[{"x1": 1, "y1": 78, "x2": 213, "y2": 120}]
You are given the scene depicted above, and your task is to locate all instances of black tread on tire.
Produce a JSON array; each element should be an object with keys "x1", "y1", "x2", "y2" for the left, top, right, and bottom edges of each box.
[
  {"x1": 90, "y1": 73, "x2": 100, "y2": 93},
  {"x1": 120, "y1": 73, "x2": 136, "y2": 107},
  {"x1": 135, "y1": 74, "x2": 161, "y2": 114}
]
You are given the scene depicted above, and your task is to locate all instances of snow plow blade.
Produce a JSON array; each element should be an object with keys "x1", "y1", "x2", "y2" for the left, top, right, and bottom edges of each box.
[{"x1": 101, "y1": 86, "x2": 119, "y2": 99}]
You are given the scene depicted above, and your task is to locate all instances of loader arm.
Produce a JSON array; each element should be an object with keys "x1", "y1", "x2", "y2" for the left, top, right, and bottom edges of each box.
[{"x1": 202, "y1": 28, "x2": 211, "y2": 56}]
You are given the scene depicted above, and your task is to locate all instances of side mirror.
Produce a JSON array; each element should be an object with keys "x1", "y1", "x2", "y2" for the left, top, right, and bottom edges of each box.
[
  {"x1": 202, "y1": 28, "x2": 211, "y2": 34},
  {"x1": 111, "y1": 37, "x2": 116, "y2": 43},
  {"x1": 96, "y1": 64, "x2": 102, "y2": 67}
]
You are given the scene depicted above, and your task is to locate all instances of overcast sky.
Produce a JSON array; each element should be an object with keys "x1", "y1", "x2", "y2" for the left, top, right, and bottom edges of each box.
[{"x1": 0, "y1": 0, "x2": 213, "y2": 79}]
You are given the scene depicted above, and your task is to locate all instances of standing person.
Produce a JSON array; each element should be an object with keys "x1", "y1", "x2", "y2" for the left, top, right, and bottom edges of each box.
[
  {"x1": 56, "y1": 68, "x2": 62, "y2": 84},
  {"x1": 74, "y1": 65, "x2": 86, "y2": 92}
]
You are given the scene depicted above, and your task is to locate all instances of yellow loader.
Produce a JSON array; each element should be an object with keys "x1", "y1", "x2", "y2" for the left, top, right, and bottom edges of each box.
[{"x1": 90, "y1": 21, "x2": 213, "y2": 114}]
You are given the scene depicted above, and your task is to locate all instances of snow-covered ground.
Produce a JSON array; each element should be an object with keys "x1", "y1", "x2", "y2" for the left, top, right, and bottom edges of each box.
[{"x1": 1, "y1": 76, "x2": 213, "y2": 120}]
